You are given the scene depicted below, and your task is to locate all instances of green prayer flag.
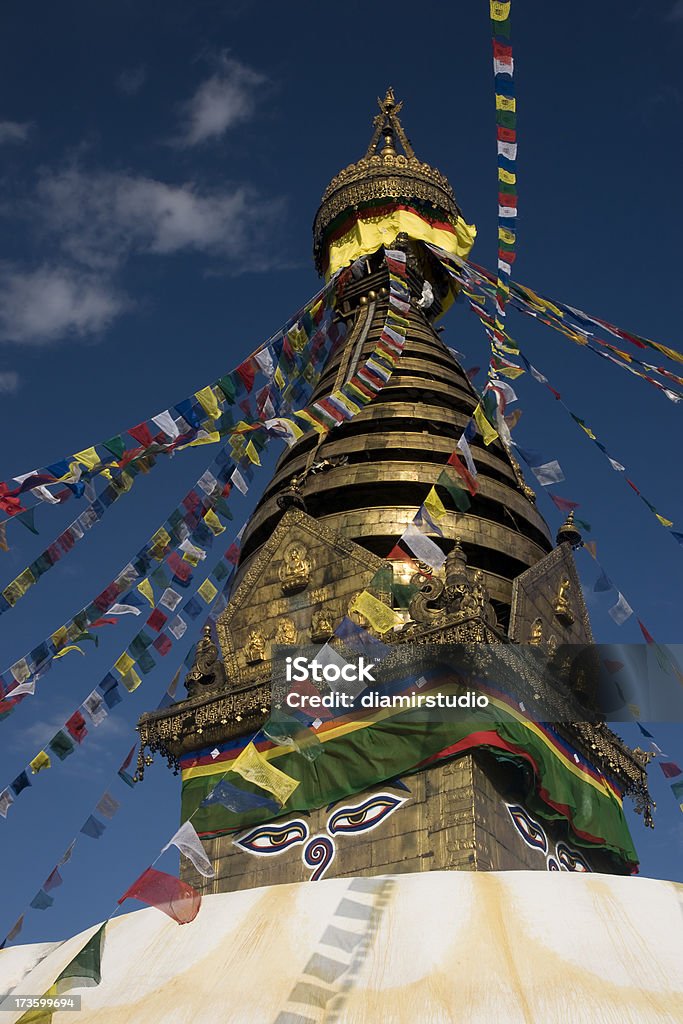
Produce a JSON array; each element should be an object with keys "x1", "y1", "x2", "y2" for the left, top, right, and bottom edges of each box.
[
  {"x1": 263, "y1": 708, "x2": 324, "y2": 762},
  {"x1": 17, "y1": 508, "x2": 39, "y2": 535},
  {"x1": 216, "y1": 374, "x2": 237, "y2": 403},
  {"x1": 437, "y1": 470, "x2": 471, "y2": 512},
  {"x1": 392, "y1": 581, "x2": 419, "y2": 609},
  {"x1": 102, "y1": 436, "x2": 126, "y2": 459},
  {"x1": 48, "y1": 730, "x2": 76, "y2": 761},
  {"x1": 57, "y1": 923, "x2": 105, "y2": 989}
]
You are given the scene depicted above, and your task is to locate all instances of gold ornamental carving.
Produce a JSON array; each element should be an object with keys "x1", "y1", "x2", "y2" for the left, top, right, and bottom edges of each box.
[
  {"x1": 245, "y1": 630, "x2": 266, "y2": 664},
  {"x1": 278, "y1": 541, "x2": 312, "y2": 594},
  {"x1": 274, "y1": 618, "x2": 298, "y2": 645},
  {"x1": 310, "y1": 608, "x2": 334, "y2": 643},
  {"x1": 554, "y1": 577, "x2": 575, "y2": 625}
]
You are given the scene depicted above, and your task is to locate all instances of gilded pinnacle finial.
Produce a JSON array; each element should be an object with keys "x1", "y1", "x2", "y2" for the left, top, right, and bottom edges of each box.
[{"x1": 556, "y1": 510, "x2": 583, "y2": 548}]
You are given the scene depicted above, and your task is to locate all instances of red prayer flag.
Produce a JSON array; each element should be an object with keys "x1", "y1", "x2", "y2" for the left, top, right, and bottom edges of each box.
[
  {"x1": 235, "y1": 359, "x2": 256, "y2": 393},
  {"x1": 128, "y1": 422, "x2": 154, "y2": 448},
  {"x1": 225, "y1": 543, "x2": 240, "y2": 565},
  {"x1": 147, "y1": 608, "x2": 168, "y2": 633},
  {"x1": 660, "y1": 762, "x2": 682, "y2": 779},
  {"x1": 65, "y1": 710, "x2": 88, "y2": 744},
  {"x1": 118, "y1": 866, "x2": 201, "y2": 924},
  {"x1": 549, "y1": 494, "x2": 580, "y2": 513},
  {"x1": 638, "y1": 620, "x2": 655, "y2": 645},
  {"x1": 153, "y1": 634, "x2": 172, "y2": 657},
  {"x1": 447, "y1": 451, "x2": 478, "y2": 496},
  {"x1": 91, "y1": 617, "x2": 117, "y2": 628},
  {"x1": 44, "y1": 867, "x2": 63, "y2": 892},
  {"x1": 465, "y1": 366, "x2": 481, "y2": 381}
]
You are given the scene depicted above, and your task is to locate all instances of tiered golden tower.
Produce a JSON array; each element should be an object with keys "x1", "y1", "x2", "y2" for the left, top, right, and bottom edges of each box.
[{"x1": 138, "y1": 93, "x2": 652, "y2": 891}]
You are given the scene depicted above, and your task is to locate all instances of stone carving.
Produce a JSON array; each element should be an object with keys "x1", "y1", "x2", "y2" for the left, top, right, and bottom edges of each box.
[
  {"x1": 278, "y1": 542, "x2": 311, "y2": 594},
  {"x1": 554, "y1": 576, "x2": 575, "y2": 625},
  {"x1": 185, "y1": 625, "x2": 227, "y2": 696},
  {"x1": 529, "y1": 618, "x2": 544, "y2": 646},
  {"x1": 310, "y1": 608, "x2": 334, "y2": 643},
  {"x1": 274, "y1": 618, "x2": 298, "y2": 645},
  {"x1": 245, "y1": 630, "x2": 266, "y2": 664},
  {"x1": 406, "y1": 543, "x2": 496, "y2": 629}
]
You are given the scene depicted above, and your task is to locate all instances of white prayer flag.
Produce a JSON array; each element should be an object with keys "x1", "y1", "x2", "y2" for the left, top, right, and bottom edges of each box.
[
  {"x1": 531, "y1": 460, "x2": 565, "y2": 486},
  {"x1": 254, "y1": 347, "x2": 275, "y2": 378},
  {"x1": 457, "y1": 435, "x2": 478, "y2": 478},
  {"x1": 401, "y1": 523, "x2": 446, "y2": 569},
  {"x1": 198, "y1": 471, "x2": 218, "y2": 495},
  {"x1": 110, "y1": 603, "x2": 141, "y2": 616},
  {"x1": 7, "y1": 679, "x2": 35, "y2": 698},
  {"x1": 10, "y1": 659, "x2": 31, "y2": 684},
  {"x1": 83, "y1": 689, "x2": 108, "y2": 726},
  {"x1": 160, "y1": 588, "x2": 182, "y2": 611},
  {"x1": 162, "y1": 820, "x2": 215, "y2": 877},
  {"x1": 0, "y1": 789, "x2": 14, "y2": 818},
  {"x1": 231, "y1": 468, "x2": 248, "y2": 494},
  {"x1": 169, "y1": 615, "x2": 187, "y2": 640},
  {"x1": 152, "y1": 410, "x2": 180, "y2": 439},
  {"x1": 608, "y1": 592, "x2": 633, "y2": 626}
]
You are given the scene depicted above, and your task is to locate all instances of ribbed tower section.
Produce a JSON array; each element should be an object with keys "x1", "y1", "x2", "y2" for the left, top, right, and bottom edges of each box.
[{"x1": 236, "y1": 249, "x2": 552, "y2": 631}]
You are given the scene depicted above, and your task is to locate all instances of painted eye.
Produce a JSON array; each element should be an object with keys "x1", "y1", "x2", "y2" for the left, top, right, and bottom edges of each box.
[
  {"x1": 556, "y1": 842, "x2": 591, "y2": 872},
  {"x1": 233, "y1": 820, "x2": 309, "y2": 856},
  {"x1": 547, "y1": 857, "x2": 560, "y2": 871},
  {"x1": 507, "y1": 804, "x2": 548, "y2": 853},
  {"x1": 328, "y1": 793, "x2": 405, "y2": 836}
]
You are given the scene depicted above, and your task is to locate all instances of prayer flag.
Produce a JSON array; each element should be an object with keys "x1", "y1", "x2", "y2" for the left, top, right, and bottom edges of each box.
[
  {"x1": 549, "y1": 494, "x2": 580, "y2": 512},
  {"x1": 44, "y1": 867, "x2": 63, "y2": 892},
  {"x1": 137, "y1": 579, "x2": 154, "y2": 607},
  {"x1": 531, "y1": 460, "x2": 565, "y2": 486},
  {"x1": 161, "y1": 820, "x2": 215, "y2": 877},
  {"x1": 114, "y1": 651, "x2": 136, "y2": 678},
  {"x1": 473, "y1": 404, "x2": 498, "y2": 446},
  {"x1": 30, "y1": 750, "x2": 51, "y2": 774},
  {"x1": 455, "y1": 437, "x2": 478, "y2": 481},
  {"x1": 118, "y1": 745, "x2": 137, "y2": 788},
  {"x1": 349, "y1": 591, "x2": 403, "y2": 634},
  {"x1": 233, "y1": 741, "x2": 300, "y2": 805},
  {"x1": 160, "y1": 588, "x2": 182, "y2": 611},
  {"x1": 81, "y1": 814, "x2": 106, "y2": 839},
  {"x1": 49, "y1": 730, "x2": 75, "y2": 761},
  {"x1": 83, "y1": 690, "x2": 108, "y2": 726},
  {"x1": 169, "y1": 615, "x2": 187, "y2": 640},
  {"x1": 200, "y1": 778, "x2": 278, "y2": 814},
  {"x1": 195, "y1": 386, "x2": 221, "y2": 420},
  {"x1": 608, "y1": 592, "x2": 633, "y2": 625},
  {"x1": 66, "y1": 710, "x2": 88, "y2": 744},
  {"x1": 671, "y1": 781, "x2": 683, "y2": 811},
  {"x1": 660, "y1": 762, "x2": 682, "y2": 779},
  {"x1": 263, "y1": 708, "x2": 324, "y2": 762},
  {"x1": 30, "y1": 888, "x2": 53, "y2": 910},
  {"x1": 438, "y1": 469, "x2": 471, "y2": 511},
  {"x1": 198, "y1": 579, "x2": 218, "y2": 603},
  {"x1": 424, "y1": 487, "x2": 447, "y2": 522},
  {"x1": 0, "y1": 789, "x2": 14, "y2": 818},
  {"x1": 10, "y1": 770, "x2": 31, "y2": 796},
  {"x1": 118, "y1": 866, "x2": 201, "y2": 924},
  {"x1": 3, "y1": 914, "x2": 24, "y2": 944},
  {"x1": 96, "y1": 791, "x2": 121, "y2": 819},
  {"x1": 401, "y1": 522, "x2": 446, "y2": 569}
]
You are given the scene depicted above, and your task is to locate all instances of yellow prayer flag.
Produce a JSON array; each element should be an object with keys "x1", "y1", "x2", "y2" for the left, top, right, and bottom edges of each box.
[
  {"x1": 245, "y1": 440, "x2": 261, "y2": 466},
  {"x1": 349, "y1": 591, "x2": 403, "y2": 634},
  {"x1": 203, "y1": 509, "x2": 225, "y2": 536},
  {"x1": 495, "y1": 95, "x2": 516, "y2": 113},
  {"x1": 232, "y1": 741, "x2": 300, "y2": 806},
  {"x1": 656, "y1": 514, "x2": 674, "y2": 528},
  {"x1": 330, "y1": 391, "x2": 360, "y2": 415},
  {"x1": 584, "y1": 541, "x2": 598, "y2": 560},
  {"x1": 149, "y1": 527, "x2": 171, "y2": 560},
  {"x1": 121, "y1": 668, "x2": 142, "y2": 693},
  {"x1": 473, "y1": 404, "x2": 499, "y2": 446},
  {"x1": 578, "y1": 422, "x2": 596, "y2": 440},
  {"x1": 114, "y1": 651, "x2": 136, "y2": 678},
  {"x1": 498, "y1": 227, "x2": 515, "y2": 246},
  {"x1": 496, "y1": 365, "x2": 525, "y2": 379},
  {"x1": 274, "y1": 367, "x2": 286, "y2": 389},
  {"x1": 650, "y1": 341, "x2": 683, "y2": 366},
  {"x1": 53, "y1": 645, "x2": 84, "y2": 660},
  {"x1": 498, "y1": 167, "x2": 516, "y2": 185},
  {"x1": 424, "y1": 487, "x2": 447, "y2": 521},
  {"x1": 198, "y1": 579, "x2": 218, "y2": 603},
  {"x1": 30, "y1": 751, "x2": 51, "y2": 774},
  {"x1": 195, "y1": 386, "x2": 221, "y2": 421},
  {"x1": 490, "y1": 0, "x2": 511, "y2": 20},
  {"x1": 51, "y1": 626, "x2": 68, "y2": 651},
  {"x1": 137, "y1": 579, "x2": 154, "y2": 607},
  {"x1": 178, "y1": 431, "x2": 221, "y2": 449},
  {"x1": 0, "y1": 522, "x2": 7, "y2": 552},
  {"x1": 74, "y1": 447, "x2": 100, "y2": 471},
  {"x1": 2, "y1": 568, "x2": 36, "y2": 607},
  {"x1": 294, "y1": 409, "x2": 328, "y2": 435}
]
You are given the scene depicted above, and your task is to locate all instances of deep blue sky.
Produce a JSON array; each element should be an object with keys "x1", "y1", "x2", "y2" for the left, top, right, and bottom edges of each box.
[{"x1": 1, "y1": 0, "x2": 682, "y2": 945}]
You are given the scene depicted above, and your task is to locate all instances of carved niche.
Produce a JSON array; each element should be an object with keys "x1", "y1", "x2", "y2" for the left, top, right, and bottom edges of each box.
[
  {"x1": 508, "y1": 543, "x2": 593, "y2": 648},
  {"x1": 215, "y1": 508, "x2": 391, "y2": 684}
]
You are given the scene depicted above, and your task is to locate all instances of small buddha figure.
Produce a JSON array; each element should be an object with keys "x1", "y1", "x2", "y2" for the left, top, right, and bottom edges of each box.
[
  {"x1": 554, "y1": 577, "x2": 575, "y2": 624},
  {"x1": 279, "y1": 542, "x2": 311, "y2": 594},
  {"x1": 185, "y1": 625, "x2": 227, "y2": 695},
  {"x1": 274, "y1": 618, "x2": 298, "y2": 646},
  {"x1": 310, "y1": 608, "x2": 334, "y2": 643},
  {"x1": 245, "y1": 630, "x2": 266, "y2": 664},
  {"x1": 529, "y1": 618, "x2": 544, "y2": 646}
]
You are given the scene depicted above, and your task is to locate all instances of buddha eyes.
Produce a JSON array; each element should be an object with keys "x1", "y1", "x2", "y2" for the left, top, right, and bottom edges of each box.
[
  {"x1": 234, "y1": 821, "x2": 309, "y2": 855},
  {"x1": 328, "y1": 794, "x2": 405, "y2": 835},
  {"x1": 507, "y1": 804, "x2": 548, "y2": 853}
]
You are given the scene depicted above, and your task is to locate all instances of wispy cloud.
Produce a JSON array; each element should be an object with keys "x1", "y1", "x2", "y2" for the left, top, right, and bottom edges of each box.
[
  {"x1": 116, "y1": 66, "x2": 146, "y2": 97},
  {"x1": 0, "y1": 120, "x2": 33, "y2": 145},
  {"x1": 174, "y1": 53, "x2": 266, "y2": 147},
  {"x1": 0, "y1": 370, "x2": 19, "y2": 393},
  {"x1": 34, "y1": 166, "x2": 283, "y2": 270},
  {"x1": 0, "y1": 264, "x2": 127, "y2": 345}
]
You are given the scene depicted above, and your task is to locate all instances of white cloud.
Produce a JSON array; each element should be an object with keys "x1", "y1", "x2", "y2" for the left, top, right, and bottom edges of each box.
[
  {"x1": 0, "y1": 264, "x2": 127, "y2": 345},
  {"x1": 34, "y1": 166, "x2": 282, "y2": 271},
  {"x1": 0, "y1": 120, "x2": 32, "y2": 144},
  {"x1": 116, "y1": 66, "x2": 146, "y2": 97},
  {"x1": 0, "y1": 371, "x2": 19, "y2": 393},
  {"x1": 175, "y1": 54, "x2": 266, "y2": 146}
]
